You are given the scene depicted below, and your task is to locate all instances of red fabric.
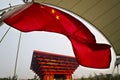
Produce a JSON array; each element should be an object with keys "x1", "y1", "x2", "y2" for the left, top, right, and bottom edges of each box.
[
  {"x1": 70, "y1": 38, "x2": 111, "y2": 68},
  {"x1": 3, "y1": 2, "x2": 111, "y2": 68}
]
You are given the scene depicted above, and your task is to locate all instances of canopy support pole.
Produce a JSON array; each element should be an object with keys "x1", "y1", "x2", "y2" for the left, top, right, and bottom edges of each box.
[
  {"x1": 13, "y1": 32, "x2": 22, "y2": 79},
  {"x1": 0, "y1": 27, "x2": 11, "y2": 44}
]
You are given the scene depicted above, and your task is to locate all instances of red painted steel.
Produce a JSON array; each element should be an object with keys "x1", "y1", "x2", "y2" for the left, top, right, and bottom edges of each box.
[{"x1": 30, "y1": 50, "x2": 79, "y2": 80}]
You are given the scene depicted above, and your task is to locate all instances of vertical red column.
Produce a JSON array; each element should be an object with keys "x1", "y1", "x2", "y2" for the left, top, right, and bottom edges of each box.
[
  {"x1": 50, "y1": 74, "x2": 54, "y2": 80},
  {"x1": 42, "y1": 74, "x2": 54, "y2": 80},
  {"x1": 43, "y1": 74, "x2": 50, "y2": 80},
  {"x1": 65, "y1": 74, "x2": 72, "y2": 80}
]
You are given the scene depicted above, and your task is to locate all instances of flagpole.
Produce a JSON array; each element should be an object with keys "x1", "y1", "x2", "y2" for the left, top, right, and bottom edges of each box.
[{"x1": 14, "y1": 32, "x2": 22, "y2": 79}]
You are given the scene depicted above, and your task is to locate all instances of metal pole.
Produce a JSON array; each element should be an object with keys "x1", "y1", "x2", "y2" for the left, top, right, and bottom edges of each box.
[
  {"x1": 117, "y1": 65, "x2": 119, "y2": 74},
  {"x1": 14, "y1": 32, "x2": 22, "y2": 79},
  {"x1": 0, "y1": 27, "x2": 11, "y2": 44}
]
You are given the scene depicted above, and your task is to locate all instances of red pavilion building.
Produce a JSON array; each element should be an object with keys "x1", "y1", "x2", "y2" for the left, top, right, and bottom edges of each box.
[{"x1": 30, "y1": 50, "x2": 79, "y2": 80}]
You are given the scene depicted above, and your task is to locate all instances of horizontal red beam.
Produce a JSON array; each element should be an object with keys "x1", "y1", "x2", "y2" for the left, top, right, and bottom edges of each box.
[{"x1": 34, "y1": 50, "x2": 75, "y2": 59}]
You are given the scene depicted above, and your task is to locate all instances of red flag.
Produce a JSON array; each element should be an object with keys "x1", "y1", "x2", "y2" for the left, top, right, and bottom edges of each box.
[
  {"x1": 70, "y1": 38, "x2": 111, "y2": 68},
  {"x1": 2, "y1": 2, "x2": 111, "y2": 68}
]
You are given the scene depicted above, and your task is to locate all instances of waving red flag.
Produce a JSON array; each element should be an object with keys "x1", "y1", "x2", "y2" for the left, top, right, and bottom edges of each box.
[{"x1": 2, "y1": 2, "x2": 111, "y2": 68}]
